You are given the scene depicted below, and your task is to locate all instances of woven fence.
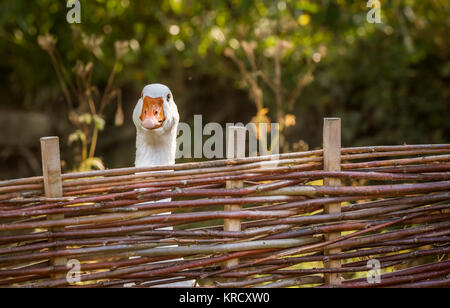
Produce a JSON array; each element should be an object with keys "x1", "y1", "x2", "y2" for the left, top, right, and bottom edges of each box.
[{"x1": 0, "y1": 118, "x2": 449, "y2": 288}]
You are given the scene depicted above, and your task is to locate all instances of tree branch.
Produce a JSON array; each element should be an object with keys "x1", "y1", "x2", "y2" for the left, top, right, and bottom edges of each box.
[
  {"x1": 287, "y1": 64, "x2": 316, "y2": 112},
  {"x1": 225, "y1": 48, "x2": 263, "y2": 111}
]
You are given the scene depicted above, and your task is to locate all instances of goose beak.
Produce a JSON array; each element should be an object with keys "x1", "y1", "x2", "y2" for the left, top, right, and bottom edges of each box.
[{"x1": 140, "y1": 96, "x2": 165, "y2": 130}]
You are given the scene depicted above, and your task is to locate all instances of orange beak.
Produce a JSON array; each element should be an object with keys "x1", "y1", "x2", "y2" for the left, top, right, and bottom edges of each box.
[{"x1": 140, "y1": 96, "x2": 165, "y2": 129}]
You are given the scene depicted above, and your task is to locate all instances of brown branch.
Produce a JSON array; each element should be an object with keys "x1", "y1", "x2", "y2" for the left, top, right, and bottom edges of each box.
[
  {"x1": 224, "y1": 48, "x2": 263, "y2": 111},
  {"x1": 287, "y1": 63, "x2": 316, "y2": 112}
]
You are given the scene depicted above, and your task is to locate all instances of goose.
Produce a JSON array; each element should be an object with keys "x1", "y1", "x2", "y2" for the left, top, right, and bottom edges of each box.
[
  {"x1": 133, "y1": 83, "x2": 179, "y2": 167},
  {"x1": 129, "y1": 84, "x2": 192, "y2": 287}
]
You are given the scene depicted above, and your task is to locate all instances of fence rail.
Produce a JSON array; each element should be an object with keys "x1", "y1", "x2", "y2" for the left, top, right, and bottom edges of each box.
[{"x1": 0, "y1": 118, "x2": 449, "y2": 288}]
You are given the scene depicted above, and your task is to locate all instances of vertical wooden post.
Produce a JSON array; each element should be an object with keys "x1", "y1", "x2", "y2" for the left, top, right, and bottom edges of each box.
[
  {"x1": 224, "y1": 126, "x2": 246, "y2": 269},
  {"x1": 323, "y1": 118, "x2": 342, "y2": 286},
  {"x1": 40, "y1": 136, "x2": 67, "y2": 279}
]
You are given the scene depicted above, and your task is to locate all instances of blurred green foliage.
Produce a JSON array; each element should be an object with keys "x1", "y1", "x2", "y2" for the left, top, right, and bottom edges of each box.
[{"x1": 0, "y1": 0, "x2": 449, "y2": 170}]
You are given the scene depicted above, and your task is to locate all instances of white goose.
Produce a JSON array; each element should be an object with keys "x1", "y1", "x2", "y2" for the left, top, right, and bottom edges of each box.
[
  {"x1": 133, "y1": 83, "x2": 179, "y2": 167},
  {"x1": 130, "y1": 84, "x2": 192, "y2": 287}
]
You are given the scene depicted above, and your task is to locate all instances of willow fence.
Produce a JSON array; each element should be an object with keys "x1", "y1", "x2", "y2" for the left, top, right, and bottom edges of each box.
[{"x1": 0, "y1": 118, "x2": 449, "y2": 288}]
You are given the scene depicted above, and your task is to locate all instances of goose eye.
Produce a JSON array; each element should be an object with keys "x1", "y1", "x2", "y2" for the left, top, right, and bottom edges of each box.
[{"x1": 166, "y1": 93, "x2": 171, "y2": 101}]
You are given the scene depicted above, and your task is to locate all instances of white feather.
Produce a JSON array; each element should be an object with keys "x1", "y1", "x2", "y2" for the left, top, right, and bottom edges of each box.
[{"x1": 126, "y1": 84, "x2": 192, "y2": 287}]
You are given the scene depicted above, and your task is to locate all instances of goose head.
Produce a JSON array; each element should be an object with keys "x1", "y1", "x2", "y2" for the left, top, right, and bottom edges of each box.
[
  {"x1": 133, "y1": 83, "x2": 179, "y2": 135},
  {"x1": 133, "y1": 84, "x2": 179, "y2": 167}
]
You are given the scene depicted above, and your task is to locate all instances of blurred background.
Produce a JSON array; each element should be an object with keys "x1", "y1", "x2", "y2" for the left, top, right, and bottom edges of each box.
[{"x1": 0, "y1": 0, "x2": 448, "y2": 180}]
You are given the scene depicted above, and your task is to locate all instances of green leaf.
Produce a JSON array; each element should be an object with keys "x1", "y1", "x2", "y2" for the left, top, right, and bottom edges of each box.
[
  {"x1": 79, "y1": 157, "x2": 105, "y2": 171},
  {"x1": 68, "y1": 130, "x2": 86, "y2": 145},
  {"x1": 78, "y1": 113, "x2": 92, "y2": 125},
  {"x1": 93, "y1": 115, "x2": 106, "y2": 131}
]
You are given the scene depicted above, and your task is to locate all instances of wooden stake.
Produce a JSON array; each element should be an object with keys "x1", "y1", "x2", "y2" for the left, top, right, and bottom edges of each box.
[
  {"x1": 224, "y1": 126, "x2": 246, "y2": 269},
  {"x1": 40, "y1": 136, "x2": 67, "y2": 279},
  {"x1": 323, "y1": 118, "x2": 342, "y2": 286}
]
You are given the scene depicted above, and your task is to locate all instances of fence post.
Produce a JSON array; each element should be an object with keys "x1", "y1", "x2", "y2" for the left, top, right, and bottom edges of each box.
[
  {"x1": 40, "y1": 136, "x2": 67, "y2": 279},
  {"x1": 322, "y1": 118, "x2": 342, "y2": 286},
  {"x1": 224, "y1": 126, "x2": 246, "y2": 270}
]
